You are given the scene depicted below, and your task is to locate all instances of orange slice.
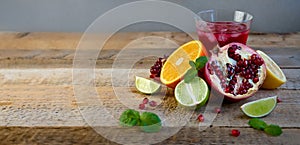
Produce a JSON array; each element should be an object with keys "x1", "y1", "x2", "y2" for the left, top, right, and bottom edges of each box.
[{"x1": 160, "y1": 40, "x2": 207, "y2": 88}]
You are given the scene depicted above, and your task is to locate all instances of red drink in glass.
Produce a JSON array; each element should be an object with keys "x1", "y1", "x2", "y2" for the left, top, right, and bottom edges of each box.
[{"x1": 196, "y1": 10, "x2": 253, "y2": 53}]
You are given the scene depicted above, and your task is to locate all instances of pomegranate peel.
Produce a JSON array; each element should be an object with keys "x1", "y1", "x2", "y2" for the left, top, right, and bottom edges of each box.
[{"x1": 204, "y1": 43, "x2": 266, "y2": 101}]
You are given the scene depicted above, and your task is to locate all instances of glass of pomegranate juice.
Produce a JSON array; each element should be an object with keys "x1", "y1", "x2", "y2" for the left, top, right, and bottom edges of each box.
[{"x1": 195, "y1": 9, "x2": 253, "y2": 51}]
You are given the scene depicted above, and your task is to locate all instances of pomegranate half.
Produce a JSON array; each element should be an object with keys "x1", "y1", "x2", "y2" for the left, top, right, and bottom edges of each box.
[{"x1": 204, "y1": 43, "x2": 266, "y2": 102}]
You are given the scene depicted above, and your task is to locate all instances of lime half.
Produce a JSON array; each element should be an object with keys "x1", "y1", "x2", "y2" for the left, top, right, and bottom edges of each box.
[
  {"x1": 174, "y1": 77, "x2": 209, "y2": 107},
  {"x1": 241, "y1": 96, "x2": 277, "y2": 118},
  {"x1": 135, "y1": 76, "x2": 161, "y2": 94}
]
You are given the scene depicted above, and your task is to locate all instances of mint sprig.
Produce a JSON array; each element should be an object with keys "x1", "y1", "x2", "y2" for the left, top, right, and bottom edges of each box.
[
  {"x1": 248, "y1": 118, "x2": 282, "y2": 136},
  {"x1": 119, "y1": 109, "x2": 162, "y2": 133},
  {"x1": 184, "y1": 56, "x2": 208, "y2": 83},
  {"x1": 264, "y1": 124, "x2": 282, "y2": 136},
  {"x1": 195, "y1": 56, "x2": 208, "y2": 70},
  {"x1": 248, "y1": 118, "x2": 267, "y2": 130}
]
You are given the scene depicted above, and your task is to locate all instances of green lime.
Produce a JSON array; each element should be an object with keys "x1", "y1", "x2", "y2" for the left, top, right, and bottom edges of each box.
[
  {"x1": 174, "y1": 77, "x2": 209, "y2": 107},
  {"x1": 241, "y1": 96, "x2": 277, "y2": 118},
  {"x1": 135, "y1": 76, "x2": 161, "y2": 94}
]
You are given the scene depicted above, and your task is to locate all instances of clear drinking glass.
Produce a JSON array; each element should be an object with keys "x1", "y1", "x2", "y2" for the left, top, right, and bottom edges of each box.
[{"x1": 195, "y1": 9, "x2": 253, "y2": 51}]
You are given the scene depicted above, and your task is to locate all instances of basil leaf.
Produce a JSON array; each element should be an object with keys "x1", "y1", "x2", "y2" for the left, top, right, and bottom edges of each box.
[
  {"x1": 195, "y1": 56, "x2": 208, "y2": 70},
  {"x1": 264, "y1": 124, "x2": 282, "y2": 136},
  {"x1": 184, "y1": 68, "x2": 197, "y2": 83},
  {"x1": 248, "y1": 118, "x2": 268, "y2": 130}
]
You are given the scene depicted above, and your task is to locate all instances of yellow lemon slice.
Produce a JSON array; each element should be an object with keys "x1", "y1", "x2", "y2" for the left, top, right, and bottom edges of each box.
[{"x1": 257, "y1": 50, "x2": 286, "y2": 89}]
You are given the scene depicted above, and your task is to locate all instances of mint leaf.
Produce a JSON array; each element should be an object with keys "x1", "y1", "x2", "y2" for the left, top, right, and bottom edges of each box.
[
  {"x1": 184, "y1": 68, "x2": 197, "y2": 83},
  {"x1": 264, "y1": 124, "x2": 282, "y2": 136},
  {"x1": 140, "y1": 112, "x2": 162, "y2": 133},
  {"x1": 189, "y1": 60, "x2": 196, "y2": 69},
  {"x1": 195, "y1": 56, "x2": 208, "y2": 70},
  {"x1": 248, "y1": 118, "x2": 268, "y2": 130},
  {"x1": 119, "y1": 109, "x2": 140, "y2": 127}
]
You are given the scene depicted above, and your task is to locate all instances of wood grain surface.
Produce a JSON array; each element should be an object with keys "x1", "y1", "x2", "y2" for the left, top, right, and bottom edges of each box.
[{"x1": 0, "y1": 32, "x2": 299, "y2": 144}]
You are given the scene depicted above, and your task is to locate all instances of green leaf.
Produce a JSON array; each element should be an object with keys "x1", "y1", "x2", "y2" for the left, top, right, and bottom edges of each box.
[
  {"x1": 119, "y1": 109, "x2": 140, "y2": 127},
  {"x1": 184, "y1": 68, "x2": 197, "y2": 83},
  {"x1": 189, "y1": 61, "x2": 196, "y2": 69},
  {"x1": 248, "y1": 118, "x2": 268, "y2": 130},
  {"x1": 264, "y1": 124, "x2": 282, "y2": 136},
  {"x1": 140, "y1": 112, "x2": 162, "y2": 133},
  {"x1": 195, "y1": 56, "x2": 208, "y2": 70}
]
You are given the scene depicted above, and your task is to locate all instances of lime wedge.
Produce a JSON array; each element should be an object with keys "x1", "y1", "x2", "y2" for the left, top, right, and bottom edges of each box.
[
  {"x1": 174, "y1": 77, "x2": 209, "y2": 107},
  {"x1": 135, "y1": 76, "x2": 161, "y2": 94},
  {"x1": 241, "y1": 96, "x2": 277, "y2": 118}
]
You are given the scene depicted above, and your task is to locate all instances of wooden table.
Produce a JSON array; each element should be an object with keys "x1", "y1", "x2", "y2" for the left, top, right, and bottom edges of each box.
[{"x1": 0, "y1": 32, "x2": 299, "y2": 144}]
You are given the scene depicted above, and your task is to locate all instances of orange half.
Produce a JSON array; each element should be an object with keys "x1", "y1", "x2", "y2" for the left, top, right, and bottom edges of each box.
[{"x1": 160, "y1": 40, "x2": 207, "y2": 88}]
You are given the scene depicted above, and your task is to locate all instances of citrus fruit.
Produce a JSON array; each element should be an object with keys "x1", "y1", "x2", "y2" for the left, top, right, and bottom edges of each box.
[
  {"x1": 240, "y1": 96, "x2": 277, "y2": 118},
  {"x1": 174, "y1": 77, "x2": 209, "y2": 107},
  {"x1": 160, "y1": 40, "x2": 206, "y2": 88},
  {"x1": 256, "y1": 50, "x2": 286, "y2": 89},
  {"x1": 135, "y1": 76, "x2": 161, "y2": 94}
]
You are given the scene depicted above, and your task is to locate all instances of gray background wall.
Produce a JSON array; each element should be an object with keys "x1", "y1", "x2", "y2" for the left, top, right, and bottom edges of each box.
[{"x1": 0, "y1": 0, "x2": 299, "y2": 33}]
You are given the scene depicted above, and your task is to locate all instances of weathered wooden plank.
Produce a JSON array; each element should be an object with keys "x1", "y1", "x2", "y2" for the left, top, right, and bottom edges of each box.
[
  {"x1": 0, "y1": 84, "x2": 299, "y2": 127},
  {"x1": 0, "y1": 47, "x2": 299, "y2": 69},
  {"x1": 0, "y1": 32, "x2": 299, "y2": 50},
  {"x1": 0, "y1": 69, "x2": 298, "y2": 89},
  {"x1": 0, "y1": 126, "x2": 299, "y2": 145}
]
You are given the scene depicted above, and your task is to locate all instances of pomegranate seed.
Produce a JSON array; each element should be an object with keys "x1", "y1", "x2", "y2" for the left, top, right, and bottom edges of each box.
[
  {"x1": 228, "y1": 53, "x2": 234, "y2": 58},
  {"x1": 225, "y1": 87, "x2": 231, "y2": 93},
  {"x1": 142, "y1": 98, "x2": 149, "y2": 104},
  {"x1": 211, "y1": 61, "x2": 216, "y2": 67},
  {"x1": 197, "y1": 114, "x2": 204, "y2": 122},
  {"x1": 229, "y1": 79, "x2": 236, "y2": 85},
  {"x1": 231, "y1": 44, "x2": 238, "y2": 50},
  {"x1": 228, "y1": 47, "x2": 236, "y2": 54},
  {"x1": 221, "y1": 79, "x2": 226, "y2": 84},
  {"x1": 215, "y1": 108, "x2": 221, "y2": 114},
  {"x1": 235, "y1": 66, "x2": 241, "y2": 73},
  {"x1": 149, "y1": 101, "x2": 157, "y2": 107},
  {"x1": 245, "y1": 74, "x2": 252, "y2": 79},
  {"x1": 139, "y1": 103, "x2": 145, "y2": 110},
  {"x1": 253, "y1": 77, "x2": 259, "y2": 83},
  {"x1": 234, "y1": 54, "x2": 242, "y2": 61},
  {"x1": 251, "y1": 54, "x2": 257, "y2": 60},
  {"x1": 149, "y1": 74, "x2": 155, "y2": 78},
  {"x1": 277, "y1": 97, "x2": 282, "y2": 103},
  {"x1": 243, "y1": 60, "x2": 248, "y2": 67},
  {"x1": 231, "y1": 129, "x2": 240, "y2": 137},
  {"x1": 237, "y1": 61, "x2": 244, "y2": 67}
]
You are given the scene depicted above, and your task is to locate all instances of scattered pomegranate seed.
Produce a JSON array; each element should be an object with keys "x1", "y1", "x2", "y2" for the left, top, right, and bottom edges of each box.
[
  {"x1": 197, "y1": 114, "x2": 204, "y2": 122},
  {"x1": 149, "y1": 74, "x2": 156, "y2": 78},
  {"x1": 139, "y1": 104, "x2": 145, "y2": 110},
  {"x1": 277, "y1": 97, "x2": 282, "y2": 103},
  {"x1": 231, "y1": 129, "x2": 240, "y2": 137},
  {"x1": 142, "y1": 98, "x2": 149, "y2": 104},
  {"x1": 215, "y1": 108, "x2": 221, "y2": 114},
  {"x1": 149, "y1": 101, "x2": 157, "y2": 107}
]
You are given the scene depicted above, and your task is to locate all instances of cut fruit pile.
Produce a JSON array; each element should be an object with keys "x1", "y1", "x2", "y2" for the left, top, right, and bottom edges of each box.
[
  {"x1": 145, "y1": 41, "x2": 285, "y2": 105},
  {"x1": 135, "y1": 40, "x2": 286, "y2": 115}
]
